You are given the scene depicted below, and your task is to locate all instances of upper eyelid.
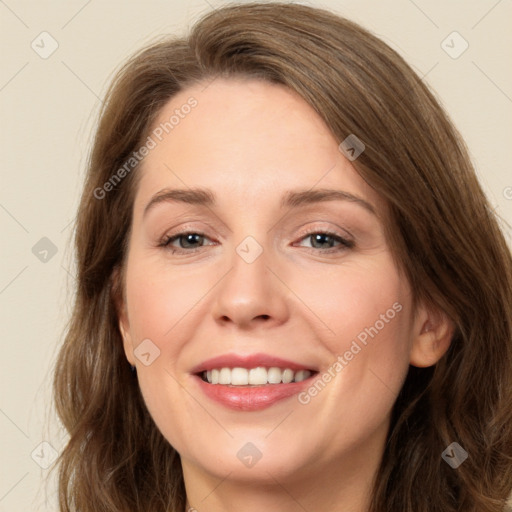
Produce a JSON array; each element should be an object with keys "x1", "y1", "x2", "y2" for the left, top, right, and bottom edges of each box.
[
  {"x1": 161, "y1": 222, "x2": 352, "y2": 239},
  {"x1": 161, "y1": 216, "x2": 354, "y2": 234},
  {"x1": 145, "y1": 200, "x2": 377, "y2": 238},
  {"x1": 161, "y1": 226, "x2": 354, "y2": 249}
]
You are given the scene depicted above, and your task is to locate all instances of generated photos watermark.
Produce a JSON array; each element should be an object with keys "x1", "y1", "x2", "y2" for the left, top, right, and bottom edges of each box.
[
  {"x1": 298, "y1": 301, "x2": 403, "y2": 404},
  {"x1": 94, "y1": 96, "x2": 198, "y2": 200}
]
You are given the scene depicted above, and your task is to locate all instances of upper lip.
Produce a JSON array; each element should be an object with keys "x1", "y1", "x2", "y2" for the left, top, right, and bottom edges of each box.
[{"x1": 190, "y1": 352, "x2": 318, "y2": 374}]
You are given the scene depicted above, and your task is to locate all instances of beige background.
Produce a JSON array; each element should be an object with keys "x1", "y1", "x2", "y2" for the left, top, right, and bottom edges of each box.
[{"x1": 1, "y1": 0, "x2": 511, "y2": 510}]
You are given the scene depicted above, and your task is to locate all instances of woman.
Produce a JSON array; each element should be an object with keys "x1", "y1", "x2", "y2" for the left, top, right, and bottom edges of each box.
[{"x1": 52, "y1": 2, "x2": 512, "y2": 511}]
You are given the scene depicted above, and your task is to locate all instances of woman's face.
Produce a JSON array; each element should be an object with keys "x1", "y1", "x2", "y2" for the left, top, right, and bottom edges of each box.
[{"x1": 119, "y1": 78, "x2": 425, "y2": 488}]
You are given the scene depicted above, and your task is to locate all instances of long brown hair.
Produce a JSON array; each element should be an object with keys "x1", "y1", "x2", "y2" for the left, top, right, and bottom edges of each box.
[{"x1": 52, "y1": 3, "x2": 512, "y2": 511}]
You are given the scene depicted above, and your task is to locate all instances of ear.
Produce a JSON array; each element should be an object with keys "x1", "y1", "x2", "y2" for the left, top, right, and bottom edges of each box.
[
  {"x1": 111, "y1": 266, "x2": 135, "y2": 366},
  {"x1": 410, "y1": 301, "x2": 454, "y2": 368}
]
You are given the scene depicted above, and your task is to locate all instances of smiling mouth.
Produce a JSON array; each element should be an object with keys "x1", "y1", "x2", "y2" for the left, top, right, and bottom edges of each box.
[{"x1": 199, "y1": 366, "x2": 318, "y2": 386}]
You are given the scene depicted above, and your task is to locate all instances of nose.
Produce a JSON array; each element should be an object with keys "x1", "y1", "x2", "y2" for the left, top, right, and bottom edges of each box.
[{"x1": 210, "y1": 242, "x2": 290, "y2": 330}]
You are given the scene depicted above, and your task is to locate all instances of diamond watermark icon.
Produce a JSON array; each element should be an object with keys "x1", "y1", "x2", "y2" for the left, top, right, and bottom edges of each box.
[
  {"x1": 236, "y1": 236, "x2": 263, "y2": 264},
  {"x1": 237, "y1": 442, "x2": 263, "y2": 468},
  {"x1": 134, "y1": 338, "x2": 161, "y2": 366},
  {"x1": 31, "y1": 31, "x2": 59, "y2": 59},
  {"x1": 441, "y1": 31, "x2": 469, "y2": 59},
  {"x1": 441, "y1": 442, "x2": 468, "y2": 468},
  {"x1": 32, "y1": 237, "x2": 58, "y2": 263},
  {"x1": 31, "y1": 441, "x2": 58, "y2": 469},
  {"x1": 339, "y1": 134, "x2": 365, "y2": 161}
]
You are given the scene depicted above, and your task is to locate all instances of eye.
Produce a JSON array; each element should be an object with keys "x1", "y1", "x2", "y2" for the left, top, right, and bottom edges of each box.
[
  {"x1": 295, "y1": 229, "x2": 354, "y2": 253},
  {"x1": 159, "y1": 231, "x2": 215, "y2": 253},
  {"x1": 158, "y1": 229, "x2": 354, "y2": 255}
]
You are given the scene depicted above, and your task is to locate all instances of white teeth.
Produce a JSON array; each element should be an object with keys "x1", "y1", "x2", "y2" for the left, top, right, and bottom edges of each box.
[
  {"x1": 294, "y1": 370, "x2": 310, "y2": 382},
  {"x1": 231, "y1": 367, "x2": 249, "y2": 385},
  {"x1": 267, "y1": 367, "x2": 282, "y2": 384},
  {"x1": 202, "y1": 366, "x2": 313, "y2": 385},
  {"x1": 248, "y1": 367, "x2": 267, "y2": 385},
  {"x1": 282, "y1": 368, "x2": 294, "y2": 383},
  {"x1": 219, "y1": 368, "x2": 231, "y2": 384}
]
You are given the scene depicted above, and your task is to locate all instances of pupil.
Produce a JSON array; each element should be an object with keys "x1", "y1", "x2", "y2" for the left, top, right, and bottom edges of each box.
[
  {"x1": 313, "y1": 234, "x2": 332, "y2": 248},
  {"x1": 183, "y1": 233, "x2": 202, "y2": 248}
]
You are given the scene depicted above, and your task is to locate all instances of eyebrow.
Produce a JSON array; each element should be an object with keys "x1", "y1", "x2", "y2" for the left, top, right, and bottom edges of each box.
[{"x1": 143, "y1": 187, "x2": 376, "y2": 217}]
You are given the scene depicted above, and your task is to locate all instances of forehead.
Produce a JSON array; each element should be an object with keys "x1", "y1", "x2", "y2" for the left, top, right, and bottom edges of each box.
[{"x1": 133, "y1": 77, "x2": 384, "y2": 215}]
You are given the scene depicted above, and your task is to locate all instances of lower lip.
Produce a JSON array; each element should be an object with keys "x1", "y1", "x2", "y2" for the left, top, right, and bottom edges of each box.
[{"x1": 193, "y1": 374, "x2": 315, "y2": 411}]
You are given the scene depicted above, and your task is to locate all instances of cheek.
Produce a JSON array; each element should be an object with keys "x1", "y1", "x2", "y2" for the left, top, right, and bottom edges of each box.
[
  {"x1": 289, "y1": 257, "x2": 411, "y2": 353},
  {"x1": 292, "y1": 258, "x2": 412, "y2": 412},
  {"x1": 123, "y1": 253, "x2": 219, "y2": 424},
  {"x1": 339, "y1": 267, "x2": 412, "y2": 384},
  {"x1": 124, "y1": 256, "x2": 207, "y2": 346},
  {"x1": 123, "y1": 256, "x2": 205, "y2": 442}
]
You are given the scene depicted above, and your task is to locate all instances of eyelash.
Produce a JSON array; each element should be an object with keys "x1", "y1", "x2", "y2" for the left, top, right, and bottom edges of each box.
[{"x1": 158, "y1": 228, "x2": 355, "y2": 255}]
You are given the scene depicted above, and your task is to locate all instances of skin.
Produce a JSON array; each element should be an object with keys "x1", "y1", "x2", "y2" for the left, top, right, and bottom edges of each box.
[{"x1": 118, "y1": 77, "x2": 453, "y2": 512}]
